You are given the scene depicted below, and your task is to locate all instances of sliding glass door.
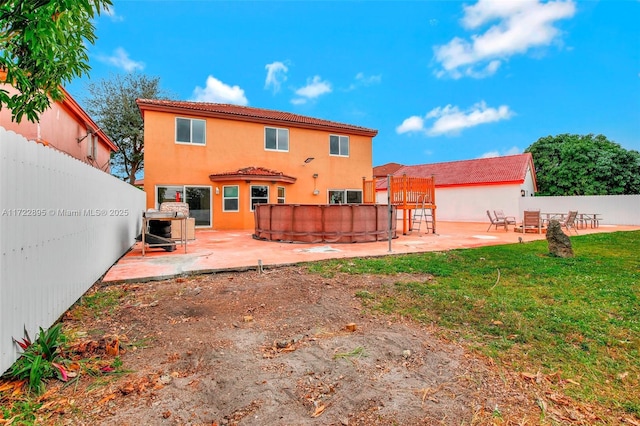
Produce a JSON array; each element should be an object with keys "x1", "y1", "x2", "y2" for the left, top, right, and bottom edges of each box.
[
  {"x1": 157, "y1": 185, "x2": 211, "y2": 227},
  {"x1": 185, "y1": 186, "x2": 211, "y2": 227}
]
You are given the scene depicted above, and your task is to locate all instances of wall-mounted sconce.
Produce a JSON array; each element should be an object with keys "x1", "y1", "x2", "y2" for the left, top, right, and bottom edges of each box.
[
  {"x1": 313, "y1": 189, "x2": 320, "y2": 196},
  {"x1": 312, "y1": 173, "x2": 318, "y2": 178},
  {"x1": 304, "y1": 157, "x2": 315, "y2": 164},
  {"x1": 521, "y1": 189, "x2": 526, "y2": 197},
  {"x1": 215, "y1": 187, "x2": 220, "y2": 195}
]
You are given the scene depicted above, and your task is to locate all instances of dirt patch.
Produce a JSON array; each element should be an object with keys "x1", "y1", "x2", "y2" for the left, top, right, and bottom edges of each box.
[{"x1": 44, "y1": 267, "x2": 544, "y2": 425}]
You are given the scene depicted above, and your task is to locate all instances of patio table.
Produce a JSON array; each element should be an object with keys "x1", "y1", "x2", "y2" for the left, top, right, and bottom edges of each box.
[
  {"x1": 541, "y1": 212, "x2": 566, "y2": 227},
  {"x1": 578, "y1": 213, "x2": 601, "y2": 229}
]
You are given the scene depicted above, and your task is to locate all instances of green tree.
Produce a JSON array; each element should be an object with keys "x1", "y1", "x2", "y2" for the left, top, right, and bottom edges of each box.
[
  {"x1": 0, "y1": 0, "x2": 112, "y2": 123},
  {"x1": 525, "y1": 134, "x2": 640, "y2": 196},
  {"x1": 84, "y1": 73, "x2": 167, "y2": 184}
]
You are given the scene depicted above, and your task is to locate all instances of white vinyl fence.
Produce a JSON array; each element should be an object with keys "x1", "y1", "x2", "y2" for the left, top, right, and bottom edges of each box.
[
  {"x1": 520, "y1": 194, "x2": 640, "y2": 226},
  {"x1": 0, "y1": 127, "x2": 145, "y2": 374}
]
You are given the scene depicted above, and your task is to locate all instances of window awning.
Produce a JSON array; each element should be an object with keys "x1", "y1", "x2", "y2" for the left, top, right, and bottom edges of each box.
[{"x1": 209, "y1": 166, "x2": 297, "y2": 184}]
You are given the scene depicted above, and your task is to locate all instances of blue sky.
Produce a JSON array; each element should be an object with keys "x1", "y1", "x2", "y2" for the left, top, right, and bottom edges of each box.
[{"x1": 66, "y1": 0, "x2": 640, "y2": 167}]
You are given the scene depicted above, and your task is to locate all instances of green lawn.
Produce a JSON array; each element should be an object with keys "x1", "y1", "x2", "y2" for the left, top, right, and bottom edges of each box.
[{"x1": 308, "y1": 231, "x2": 640, "y2": 417}]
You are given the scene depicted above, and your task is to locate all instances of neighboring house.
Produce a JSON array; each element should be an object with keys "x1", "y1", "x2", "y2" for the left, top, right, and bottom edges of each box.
[
  {"x1": 375, "y1": 153, "x2": 538, "y2": 222},
  {"x1": 0, "y1": 76, "x2": 117, "y2": 173},
  {"x1": 373, "y1": 162, "x2": 403, "y2": 178},
  {"x1": 137, "y1": 99, "x2": 377, "y2": 230}
]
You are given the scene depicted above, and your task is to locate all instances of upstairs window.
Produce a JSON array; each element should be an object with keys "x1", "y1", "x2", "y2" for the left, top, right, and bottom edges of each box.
[
  {"x1": 330, "y1": 135, "x2": 349, "y2": 156},
  {"x1": 176, "y1": 117, "x2": 206, "y2": 145},
  {"x1": 265, "y1": 127, "x2": 289, "y2": 151}
]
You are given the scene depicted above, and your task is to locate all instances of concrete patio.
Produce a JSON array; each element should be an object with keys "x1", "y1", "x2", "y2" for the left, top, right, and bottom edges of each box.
[{"x1": 102, "y1": 221, "x2": 640, "y2": 283}]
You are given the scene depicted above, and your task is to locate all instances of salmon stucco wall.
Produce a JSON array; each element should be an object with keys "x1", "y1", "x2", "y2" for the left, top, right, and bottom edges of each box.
[
  {"x1": 143, "y1": 109, "x2": 374, "y2": 229},
  {"x1": 0, "y1": 84, "x2": 113, "y2": 172}
]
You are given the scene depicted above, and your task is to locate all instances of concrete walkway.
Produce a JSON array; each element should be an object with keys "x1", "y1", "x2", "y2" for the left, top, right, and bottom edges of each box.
[{"x1": 102, "y1": 221, "x2": 639, "y2": 283}]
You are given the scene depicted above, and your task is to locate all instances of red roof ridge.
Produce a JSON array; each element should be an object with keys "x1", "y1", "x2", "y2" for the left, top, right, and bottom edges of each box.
[
  {"x1": 136, "y1": 98, "x2": 377, "y2": 136},
  {"x1": 209, "y1": 166, "x2": 297, "y2": 184},
  {"x1": 398, "y1": 153, "x2": 530, "y2": 169},
  {"x1": 389, "y1": 153, "x2": 535, "y2": 187}
]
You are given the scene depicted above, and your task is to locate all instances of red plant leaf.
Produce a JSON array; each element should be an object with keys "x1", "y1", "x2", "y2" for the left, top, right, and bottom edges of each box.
[{"x1": 51, "y1": 362, "x2": 68, "y2": 381}]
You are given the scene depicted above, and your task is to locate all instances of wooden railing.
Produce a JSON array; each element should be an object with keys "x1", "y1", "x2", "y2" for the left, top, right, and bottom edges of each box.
[
  {"x1": 363, "y1": 175, "x2": 436, "y2": 234},
  {"x1": 362, "y1": 178, "x2": 376, "y2": 204}
]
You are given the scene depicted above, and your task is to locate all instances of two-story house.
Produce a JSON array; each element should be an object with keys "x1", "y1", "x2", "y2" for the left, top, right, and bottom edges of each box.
[
  {"x1": 136, "y1": 99, "x2": 378, "y2": 230},
  {"x1": 0, "y1": 75, "x2": 117, "y2": 173}
]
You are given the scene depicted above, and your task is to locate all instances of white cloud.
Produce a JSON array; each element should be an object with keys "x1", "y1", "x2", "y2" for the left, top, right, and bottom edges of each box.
[
  {"x1": 427, "y1": 101, "x2": 514, "y2": 136},
  {"x1": 103, "y1": 5, "x2": 124, "y2": 22},
  {"x1": 97, "y1": 48, "x2": 144, "y2": 72},
  {"x1": 347, "y1": 72, "x2": 382, "y2": 91},
  {"x1": 355, "y1": 72, "x2": 382, "y2": 86},
  {"x1": 191, "y1": 75, "x2": 249, "y2": 105},
  {"x1": 433, "y1": 0, "x2": 576, "y2": 79},
  {"x1": 479, "y1": 146, "x2": 522, "y2": 158},
  {"x1": 290, "y1": 98, "x2": 307, "y2": 105},
  {"x1": 479, "y1": 150, "x2": 500, "y2": 158},
  {"x1": 264, "y1": 61, "x2": 288, "y2": 93},
  {"x1": 294, "y1": 76, "x2": 332, "y2": 100},
  {"x1": 504, "y1": 146, "x2": 521, "y2": 155},
  {"x1": 396, "y1": 101, "x2": 514, "y2": 137},
  {"x1": 396, "y1": 116, "x2": 425, "y2": 134}
]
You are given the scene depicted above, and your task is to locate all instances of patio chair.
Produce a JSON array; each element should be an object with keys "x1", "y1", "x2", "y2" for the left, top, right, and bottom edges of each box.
[
  {"x1": 561, "y1": 210, "x2": 579, "y2": 235},
  {"x1": 486, "y1": 210, "x2": 509, "y2": 231},
  {"x1": 521, "y1": 210, "x2": 542, "y2": 234},
  {"x1": 494, "y1": 210, "x2": 516, "y2": 228}
]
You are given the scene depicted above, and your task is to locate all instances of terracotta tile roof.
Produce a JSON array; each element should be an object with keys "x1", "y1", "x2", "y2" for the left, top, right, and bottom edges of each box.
[
  {"x1": 136, "y1": 99, "x2": 378, "y2": 136},
  {"x1": 379, "y1": 153, "x2": 535, "y2": 188},
  {"x1": 209, "y1": 166, "x2": 297, "y2": 184},
  {"x1": 373, "y1": 162, "x2": 404, "y2": 178}
]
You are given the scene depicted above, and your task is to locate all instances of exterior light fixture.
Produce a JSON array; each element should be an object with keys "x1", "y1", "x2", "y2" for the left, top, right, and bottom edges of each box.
[
  {"x1": 304, "y1": 157, "x2": 315, "y2": 164},
  {"x1": 521, "y1": 189, "x2": 526, "y2": 197}
]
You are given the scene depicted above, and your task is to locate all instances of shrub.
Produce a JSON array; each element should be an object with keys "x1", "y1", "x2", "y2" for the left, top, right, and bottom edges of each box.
[{"x1": 5, "y1": 324, "x2": 68, "y2": 394}]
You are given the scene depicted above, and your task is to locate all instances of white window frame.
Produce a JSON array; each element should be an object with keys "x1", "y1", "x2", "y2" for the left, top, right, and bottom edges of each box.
[
  {"x1": 329, "y1": 134, "x2": 349, "y2": 157},
  {"x1": 185, "y1": 185, "x2": 212, "y2": 227},
  {"x1": 222, "y1": 185, "x2": 240, "y2": 212},
  {"x1": 264, "y1": 127, "x2": 289, "y2": 152},
  {"x1": 277, "y1": 186, "x2": 285, "y2": 204},
  {"x1": 156, "y1": 185, "x2": 212, "y2": 227},
  {"x1": 175, "y1": 117, "x2": 206, "y2": 145},
  {"x1": 250, "y1": 185, "x2": 269, "y2": 211},
  {"x1": 328, "y1": 189, "x2": 362, "y2": 204}
]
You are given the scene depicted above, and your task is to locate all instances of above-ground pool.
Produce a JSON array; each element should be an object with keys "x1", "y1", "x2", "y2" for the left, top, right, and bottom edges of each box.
[{"x1": 254, "y1": 204, "x2": 397, "y2": 243}]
